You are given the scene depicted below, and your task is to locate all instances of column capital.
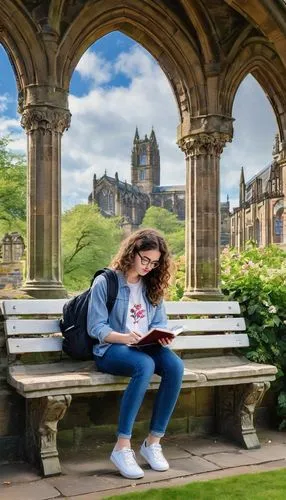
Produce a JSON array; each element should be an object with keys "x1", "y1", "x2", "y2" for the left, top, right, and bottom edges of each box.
[
  {"x1": 177, "y1": 114, "x2": 233, "y2": 157},
  {"x1": 179, "y1": 132, "x2": 231, "y2": 157},
  {"x1": 21, "y1": 106, "x2": 71, "y2": 134}
]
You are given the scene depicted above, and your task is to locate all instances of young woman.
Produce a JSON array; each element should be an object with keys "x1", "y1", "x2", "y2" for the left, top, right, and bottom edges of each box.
[{"x1": 87, "y1": 228, "x2": 184, "y2": 479}]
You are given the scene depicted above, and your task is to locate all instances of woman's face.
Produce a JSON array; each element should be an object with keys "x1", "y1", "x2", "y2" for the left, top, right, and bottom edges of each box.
[{"x1": 132, "y1": 248, "x2": 161, "y2": 277}]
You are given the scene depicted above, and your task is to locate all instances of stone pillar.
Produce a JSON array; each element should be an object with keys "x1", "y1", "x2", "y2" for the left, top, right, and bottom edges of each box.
[
  {"x1": 178, "y1": 119, "x2": 232, "y2": 300},
  {"x1": 278, "y1": 141, "x2": 286, "y2": 246},
  {"x1": 20, "y1": 104, "x2": 71, "y2": 298}
]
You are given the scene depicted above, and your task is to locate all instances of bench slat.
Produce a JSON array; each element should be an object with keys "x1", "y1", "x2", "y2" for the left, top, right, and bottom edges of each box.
[
  {"x1": 7, "y1": 337, "x2": 63, "y2": 354},
  {"x1": 5, "y1": 320, "x2": 61, "y2": 335},
  {"x1": 167, "y1": 318, "x2": 246, "y2": 332},
  {"x1": 5, "y1": 317, "x2": 246, "y2": 336},
  {"x1": 7, "y1": 333, "x2": 249, "y2": 355},
  {"x1": 1, "y1": 299, "x2": 68, "y2": 316},
  {"x1": 165, "y1": 301, "x2": 241, "y2": 315},
  {"x1": 170, "y1": 334, "x2": 249, "y2": 349},
  {"x1": 1, "y1": 300, "x2": 241, "y2": 317}
]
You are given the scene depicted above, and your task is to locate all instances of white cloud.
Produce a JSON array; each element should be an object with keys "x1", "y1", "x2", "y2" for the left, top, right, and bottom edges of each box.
[
  {"x1": 221, "y1": 74, "x2": 277, "y2": 209},
  {"x1": 76, "y1": 51, "x2": 113, "y2": 85}
]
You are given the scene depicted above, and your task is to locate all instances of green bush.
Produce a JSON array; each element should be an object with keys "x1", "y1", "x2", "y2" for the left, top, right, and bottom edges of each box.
[
  {"x1": 170, "y1": 243, "x2": 286, "y2": 428},
  {"x1": 221, "y1": 243, "x2": 286, "y2": 428}
]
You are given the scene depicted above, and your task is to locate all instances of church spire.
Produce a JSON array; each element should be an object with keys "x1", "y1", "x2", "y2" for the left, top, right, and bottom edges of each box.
[
  {"x1": 134, "y1": 126, "x2": 139, "y2": 143},
  {"x1": 150, "y1": 127, "x2": 157, "y2": 143},
  {"x1": 240, "y1": 166, "x2": 245, "y2": 185},
  {"x1": 239, "y1": 167, "x2": 245, "y2": 206}
]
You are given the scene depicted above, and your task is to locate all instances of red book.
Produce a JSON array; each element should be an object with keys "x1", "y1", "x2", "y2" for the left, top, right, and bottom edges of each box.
[{"x1": 130, "y1": 325, "x2": 184, "y2": 347}]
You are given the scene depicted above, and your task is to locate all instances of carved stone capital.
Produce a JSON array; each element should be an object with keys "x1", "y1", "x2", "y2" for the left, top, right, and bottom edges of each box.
[
  {"x1": 179, "y1": 132, "x2": 230, "y2": 157},
  {"x1": 21, "y1": 106, "x2": 71, "y2": 134}
]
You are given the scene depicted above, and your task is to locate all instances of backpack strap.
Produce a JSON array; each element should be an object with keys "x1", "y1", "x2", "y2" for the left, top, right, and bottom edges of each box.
[
  {"x1": 91, "y1": 268, "x2": 118, "y2": 313},
  {"x1": 104, "y1": 268, "x2": 118, "y2": 313}
]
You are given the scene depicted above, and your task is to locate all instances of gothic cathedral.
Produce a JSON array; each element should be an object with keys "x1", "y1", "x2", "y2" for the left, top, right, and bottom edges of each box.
[
  {"x1": 88, "y1": 128, "x2": 230, "y2": 243},
  {"x1": 88, "y1": 128, "x2": 185, "y2": 233}
]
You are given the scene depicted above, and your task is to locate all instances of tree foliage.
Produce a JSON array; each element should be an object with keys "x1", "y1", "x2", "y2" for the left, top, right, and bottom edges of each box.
[
  {"x1": 0, "y1": 136, "x2": 27, "y2": 236},
  {"x1": 141, "y1": 206, "x2": 185, "y2": 256},
  {"x1": 62, "y1": 204, "x2": 122, "y2": 291}
]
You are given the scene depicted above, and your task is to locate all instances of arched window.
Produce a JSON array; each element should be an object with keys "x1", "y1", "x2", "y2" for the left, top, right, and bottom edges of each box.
[
  {"x1": 255, "y1": 218, "x2": 261, "y2": 246},
  {"x1": 139, "y1": 153, "x2": 147, "y2": 166},
  {"x1": 273, "y1": 200, "x2": 284, "y2": 243}
]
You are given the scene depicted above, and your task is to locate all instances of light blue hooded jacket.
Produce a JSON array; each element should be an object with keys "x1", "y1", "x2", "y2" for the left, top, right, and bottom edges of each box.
[{"x1": 87, "y1": 270, "x2": 168, "y2": 357}]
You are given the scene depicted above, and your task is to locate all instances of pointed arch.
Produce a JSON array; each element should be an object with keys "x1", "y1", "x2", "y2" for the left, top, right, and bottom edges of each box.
[
  {"x1": 220, "y1": 39, "x2": 286, "y2": 141},
  {"x1": 0, "y1": 0, "x2": 48, "y2": 89},
  {"x1": 56, "y1": 0, "x2": 206, "y2": 120},
  {"x1": 223, "y1": 0, "x2": 286, "y2": 67}
]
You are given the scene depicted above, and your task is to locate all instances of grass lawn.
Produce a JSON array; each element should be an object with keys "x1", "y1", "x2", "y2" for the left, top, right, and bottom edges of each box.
[{"x1": 105, "y1": 468, "x2": 286, "y2": 499}]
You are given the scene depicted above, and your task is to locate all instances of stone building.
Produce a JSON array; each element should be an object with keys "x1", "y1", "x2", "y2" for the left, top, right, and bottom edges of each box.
[
  {"x1": 89, "y1": 129, "x2": 230, "y2": 245},
  {"x1": 230, "y1": 135, "x2": 285, "y2": 249},
  {"x1": 88, "y1": 129, "x2": 185, "y2": 231}
]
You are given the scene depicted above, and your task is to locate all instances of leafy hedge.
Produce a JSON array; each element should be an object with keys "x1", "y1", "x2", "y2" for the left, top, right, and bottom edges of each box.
[
  {"x1": 169, "y1": 243, "x2": 286, "y2": 428},
  {"x1": 221, "y1": 243, "x2": 286, "y2": 428}
]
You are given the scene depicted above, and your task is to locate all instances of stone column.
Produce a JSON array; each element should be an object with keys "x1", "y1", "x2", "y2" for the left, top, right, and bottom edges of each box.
[
  {"x1": 278, "y1": 141, "x2": 286, "y2": 246},
  {"x1": 21, "y1": 104, "x2": 71, "y2": 298},
  {"x1": 178, "y1": 118, "x2": 232, "y2": 300}
]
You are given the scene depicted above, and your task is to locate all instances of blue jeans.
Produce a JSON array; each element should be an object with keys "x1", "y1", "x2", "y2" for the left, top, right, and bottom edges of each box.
[{"x1": 95, "y1": 344, "x2": 184, "y2": 439}]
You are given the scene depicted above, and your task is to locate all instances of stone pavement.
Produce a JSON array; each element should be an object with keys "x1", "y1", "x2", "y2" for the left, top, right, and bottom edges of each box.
[{"x1": 1, "y1": 429, "x2": 286, "y2": 500}]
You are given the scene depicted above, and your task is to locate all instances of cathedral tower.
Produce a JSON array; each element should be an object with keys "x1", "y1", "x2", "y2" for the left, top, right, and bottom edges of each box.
[{"x1": 131, "y1": 127, "x2": 160, "y2": 193}]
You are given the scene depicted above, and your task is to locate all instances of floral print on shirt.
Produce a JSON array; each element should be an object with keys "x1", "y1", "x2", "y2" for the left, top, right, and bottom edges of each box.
[{"x1": 130, "y1": 304, "x2": 145, "y2": 325}]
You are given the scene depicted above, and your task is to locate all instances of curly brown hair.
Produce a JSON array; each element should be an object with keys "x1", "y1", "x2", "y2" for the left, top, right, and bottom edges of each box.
[{"x1": 110, "y1": 228, "x2": 173, "y2": 305}]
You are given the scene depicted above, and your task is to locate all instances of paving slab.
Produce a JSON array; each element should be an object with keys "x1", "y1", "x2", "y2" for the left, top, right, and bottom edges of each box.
[
  {"x1": 48, "y1": 474, "x2": 133, "y2": 497},
  {"x1": 242, "y1": 443, "x2": 286, "y2": 462},
  {"x1": 0, "y1": 481, "x2": 60, "y2": 500},
  {"x1": 178, "y1": 437, "x2": 240, "y2": 456},
  {"x1": 0, "y1": 462, "x2": 40, "y2": 485},
  {"x1": 202, "y1": 451, "x2": 260, "y2": 468}
]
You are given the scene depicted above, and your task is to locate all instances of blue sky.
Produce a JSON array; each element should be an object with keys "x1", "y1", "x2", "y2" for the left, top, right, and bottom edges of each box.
[{"x1": 0, "y1": 31, "x2": 277, "y2": 210}]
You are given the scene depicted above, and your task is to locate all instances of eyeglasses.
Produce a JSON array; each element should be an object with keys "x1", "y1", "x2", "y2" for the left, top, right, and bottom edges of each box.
[{"x1": 136, "y1": 250, "x2": 160, "y2": 269}]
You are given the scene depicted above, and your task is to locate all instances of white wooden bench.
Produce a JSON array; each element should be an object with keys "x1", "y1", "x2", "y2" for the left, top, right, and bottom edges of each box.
[{"x1": 0, "y1": 299, "x2": 277, "y2": 477}]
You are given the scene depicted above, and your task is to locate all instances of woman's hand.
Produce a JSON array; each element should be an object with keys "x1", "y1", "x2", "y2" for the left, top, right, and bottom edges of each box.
[
  {"x1": 158, "y1": 337, "x2": 173, "y2": 347},
  {"x1": 124, "y1": 331, "x2": 142, "y2": 345}
]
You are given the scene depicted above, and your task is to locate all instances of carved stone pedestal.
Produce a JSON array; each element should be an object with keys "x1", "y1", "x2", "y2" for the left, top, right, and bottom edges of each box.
[
  {"x1": 25, "y1": 395, "x2": 72, "y2": 476},
  {"x1": 216, "y1": 382, "x2": 270, "y2": 449}
]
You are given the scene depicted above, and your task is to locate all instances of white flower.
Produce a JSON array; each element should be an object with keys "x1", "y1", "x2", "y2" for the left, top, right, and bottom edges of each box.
[{"x1": 268, "y1": 306, "x2": 277, "y2": 314}]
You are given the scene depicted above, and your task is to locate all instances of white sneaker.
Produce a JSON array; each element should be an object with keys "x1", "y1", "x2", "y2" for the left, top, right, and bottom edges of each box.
[
  {"x1": 110, "y1": 447, "x2": 144, "y2": 479},
  {"x1": 140, "y1": 439, "x2": 169, "y2": 471}
]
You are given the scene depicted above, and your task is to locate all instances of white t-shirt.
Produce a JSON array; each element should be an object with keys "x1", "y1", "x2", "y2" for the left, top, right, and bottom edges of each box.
[{"x1": 125, "y1": 279, "x2": 149, "y2": 335}]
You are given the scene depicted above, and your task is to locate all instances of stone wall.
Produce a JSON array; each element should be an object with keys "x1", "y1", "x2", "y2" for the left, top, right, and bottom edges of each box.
[{"x1": 0, "y1": 261, "x2": 25, "y2": 292}]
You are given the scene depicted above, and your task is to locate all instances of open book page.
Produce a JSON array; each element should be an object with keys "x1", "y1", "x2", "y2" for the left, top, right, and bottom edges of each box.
[{"x1": 130, "y1": 325, "x2": 184, "y2": 347}]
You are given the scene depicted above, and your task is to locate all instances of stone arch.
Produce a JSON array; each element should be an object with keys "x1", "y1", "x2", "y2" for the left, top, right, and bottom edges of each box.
[
  {"x1": 0, "y1": 1, "x2": 48, "y2": 90},
  {"x1": 224, "y1": 0, "x2": 286, "y2": 67},
  {"x1": 56, "y1": 0, "x2": 207, "y2": 120},
  {"x1": 221, "y1": 39, "x2": 286, "y2": 141}
]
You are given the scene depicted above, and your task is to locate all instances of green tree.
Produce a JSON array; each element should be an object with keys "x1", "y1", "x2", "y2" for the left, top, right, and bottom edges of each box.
[
  {"x1": 62, "y1": 204, "x2": 122, "y2": 292},
  {"x1": 0, "y1": 136, "x2": 27, "y2": 236},
  {"x1": 141, "y1": 206, "x2": 185, "y2": 256}
]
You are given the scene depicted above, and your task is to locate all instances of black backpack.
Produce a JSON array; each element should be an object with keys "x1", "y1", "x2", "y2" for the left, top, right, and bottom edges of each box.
[{"x1": 60, "y1": 268, "x2": 118, "y2": 360}]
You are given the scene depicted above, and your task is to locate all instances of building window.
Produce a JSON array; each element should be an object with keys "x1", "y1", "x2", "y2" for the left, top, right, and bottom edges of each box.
[
  {"x1": 273, "y1": 200, "x2": 284, "y2": 243},
  {"x1": 139, "y1": 153, "x2": 147, "y2": 166},
  {"x1": 139, "y1": 170, "x2": 145, "y2": 180}
]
